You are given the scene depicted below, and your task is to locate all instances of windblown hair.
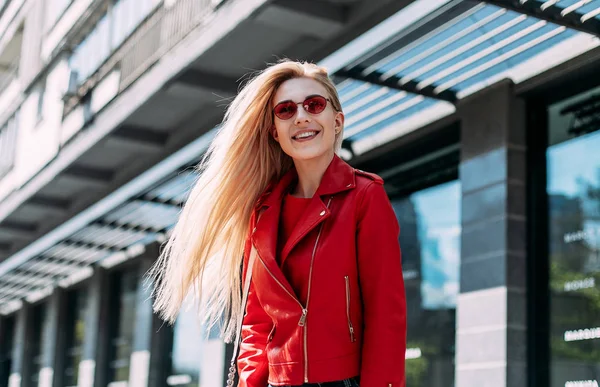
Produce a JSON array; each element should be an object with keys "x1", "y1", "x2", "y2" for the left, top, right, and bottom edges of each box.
[{"x1": 148, "y1": 60, "x2": 344, "y2": 342}]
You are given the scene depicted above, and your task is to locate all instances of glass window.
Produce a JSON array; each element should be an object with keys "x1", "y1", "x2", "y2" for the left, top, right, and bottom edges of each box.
[
  {"x1": 167, "y1": 300, "x2": 203, "y2": 387},
  {"x1": 547, "y1": 85, "x2": 600, "y2": 386},
  {"x1": 0, "y1": 317, "x2": 15, "y2": 387},
  {"x1": 390, "y1": 180, "x2": 461, "y2": 387},
  {"x1": 29, "y1": 303, "x2": 50, "y2": 387},
  {"x1": 0, "y1": 111, "x2": 19, "y2": 179},
  {"x1": 107, "y1": 267, "x2": 139, "y2": 384},
  {"x1": 69, "y1": 0, "x2": 157, "y2": 86},
  {"x1": 63, "y1": 288, "x2": 89, "y2": 387}
]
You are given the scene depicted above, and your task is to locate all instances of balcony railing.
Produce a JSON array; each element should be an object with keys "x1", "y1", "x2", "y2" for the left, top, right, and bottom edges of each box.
[{"x1": 65, "y1": 0, "x2": 220, "y2": 112}]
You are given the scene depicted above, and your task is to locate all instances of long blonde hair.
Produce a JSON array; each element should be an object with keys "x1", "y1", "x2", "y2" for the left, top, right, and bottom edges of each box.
[{"x1": 148, "y1": 60, "x2": 344, "y2": 342}]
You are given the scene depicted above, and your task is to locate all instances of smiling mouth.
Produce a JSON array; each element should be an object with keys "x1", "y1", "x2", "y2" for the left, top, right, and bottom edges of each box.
[{"x1": 292, "y1": 131, "x2": 320, "y2": 140}]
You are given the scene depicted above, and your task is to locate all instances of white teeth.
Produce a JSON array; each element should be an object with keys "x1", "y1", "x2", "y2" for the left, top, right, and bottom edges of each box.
[{"x1": 295, "y1": 131, "x2": 317, "y2": 139}]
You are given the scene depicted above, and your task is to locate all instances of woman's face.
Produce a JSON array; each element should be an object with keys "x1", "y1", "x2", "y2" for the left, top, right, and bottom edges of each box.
[{"x1": 271, "y1": 77, "x2": 344, "y2": 163}]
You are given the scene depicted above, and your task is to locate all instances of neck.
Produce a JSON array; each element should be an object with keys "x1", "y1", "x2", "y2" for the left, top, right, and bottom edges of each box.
[{"x1": 291, "y1": 151, "x2": 335, "y2": 198}]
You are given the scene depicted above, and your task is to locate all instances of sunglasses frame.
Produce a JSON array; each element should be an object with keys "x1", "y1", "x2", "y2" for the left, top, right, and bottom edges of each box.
[{"x1": 272, "y1": 94, "x2": 332, "y2": 120}]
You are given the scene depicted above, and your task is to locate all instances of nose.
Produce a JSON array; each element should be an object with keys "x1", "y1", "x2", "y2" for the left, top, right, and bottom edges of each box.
[{"x1": 294, "y1": 104, "x2": 311, "y2": 124}]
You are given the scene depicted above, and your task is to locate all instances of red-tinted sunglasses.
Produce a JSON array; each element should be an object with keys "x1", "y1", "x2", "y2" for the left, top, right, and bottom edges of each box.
[{"x1": 273, "y1": 95, "x2": 331, "y2": 120}]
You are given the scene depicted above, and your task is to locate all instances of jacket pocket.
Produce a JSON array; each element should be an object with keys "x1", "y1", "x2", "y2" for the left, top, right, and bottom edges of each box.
[
  {"x1": 267, "y1": 323, "x2": 276, "y2": 343},
  {"x1": 344, "y1": 276, "x2": 356, "y2": 342}
]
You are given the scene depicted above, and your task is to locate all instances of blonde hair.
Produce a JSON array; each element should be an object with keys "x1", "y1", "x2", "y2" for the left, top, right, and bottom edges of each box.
[{"x1": 148, "y1": 60, "x2": 344, "y2": 342}]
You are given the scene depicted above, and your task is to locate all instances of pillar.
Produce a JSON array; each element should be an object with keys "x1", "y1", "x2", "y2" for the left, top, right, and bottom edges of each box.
[{"x1": 456, "y1": 79, "x2": 528, "y2": 387}]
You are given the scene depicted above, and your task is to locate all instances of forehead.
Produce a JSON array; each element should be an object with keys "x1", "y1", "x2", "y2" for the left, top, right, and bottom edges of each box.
[{"x1": 273, "y1": 77, "x2": 328, "y2": 105}]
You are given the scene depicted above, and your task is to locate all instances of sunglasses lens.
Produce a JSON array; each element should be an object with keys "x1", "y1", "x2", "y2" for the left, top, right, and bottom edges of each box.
[
  {"x1": 304, "y1": 96, "x2": 327, "y2": 114},
  {"x1": 274, "y1": 102, "x2": 297, "y2": 120}
]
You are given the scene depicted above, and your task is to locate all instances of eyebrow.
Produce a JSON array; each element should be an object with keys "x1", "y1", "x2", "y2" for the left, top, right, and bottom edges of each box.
[{"x1": 274, "y1": 94, "x2": 325, "y2": 105}]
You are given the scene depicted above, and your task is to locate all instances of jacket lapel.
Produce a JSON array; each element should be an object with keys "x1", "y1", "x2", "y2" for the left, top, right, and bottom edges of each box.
[
  {"x1": 251, "y1": 168, "x2": 297, "y2": 297},
  {"x1": 279, "y1": 195, "x2": 330, "y2": 265},
  {"x1": 280, "y1": 155, "x2": 356, "y2": 265},
  {"x1": 251, "y1": 155, "x2": 358, "y2": 293}
]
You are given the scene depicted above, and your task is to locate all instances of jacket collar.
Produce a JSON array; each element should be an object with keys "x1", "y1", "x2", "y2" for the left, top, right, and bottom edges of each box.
[
  {"x1": 258, "y1": 154, "x2": 356, "y2": 210},
  {"x1": 251, "y1": 155, "x2": 357, "y2": 295}
]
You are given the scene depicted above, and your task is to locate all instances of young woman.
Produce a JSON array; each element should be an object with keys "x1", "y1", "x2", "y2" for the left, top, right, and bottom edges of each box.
[{"x1": 149, "y1": 60, "x2": 407, "y2": 387}]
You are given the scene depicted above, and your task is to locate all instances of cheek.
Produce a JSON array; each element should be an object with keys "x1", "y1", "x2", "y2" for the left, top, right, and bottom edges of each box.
[{"x1": 272, "y1": 123, "x2": 289, "y2": 142}]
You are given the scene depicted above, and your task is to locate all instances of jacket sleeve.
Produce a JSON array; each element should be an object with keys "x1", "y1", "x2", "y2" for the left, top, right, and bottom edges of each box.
[
  {"x1": 237, "y1": 216, "x2": 272, "y2": 387},
  {"x1": 237, "y1": 280, "x2": 272, "y2": 387},
  {"x1": 356, "y1": 181, "x2": 407, "y2": 387}
]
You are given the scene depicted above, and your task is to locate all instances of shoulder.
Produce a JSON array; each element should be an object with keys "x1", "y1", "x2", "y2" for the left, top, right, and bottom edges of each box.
[
  {"x1": 353, "y1": 168, "x2": 387, "y2": 211},
  {"x1": 354, "y1": 168, "x2": 384, "y2": 187}
]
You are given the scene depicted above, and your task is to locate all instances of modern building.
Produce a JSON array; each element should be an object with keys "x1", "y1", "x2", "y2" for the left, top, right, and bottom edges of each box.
[{"x1": 0, "y1": 0, "x2": 599, "y2": 386}]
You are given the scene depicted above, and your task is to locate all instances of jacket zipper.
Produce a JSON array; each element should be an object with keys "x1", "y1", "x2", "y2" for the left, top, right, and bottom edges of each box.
[
  {"x1": 256, "y1": 196, "x2": 333, "y2": 384},
  {"x1": 344, "y1": 276, "x2": 356, "y2": 342},
  {"x1": 302, "y1": 196, "x2": 333, "y2": 382}
]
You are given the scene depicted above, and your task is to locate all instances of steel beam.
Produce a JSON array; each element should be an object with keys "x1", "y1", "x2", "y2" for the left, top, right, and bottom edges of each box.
[{"x1": 336, "y1": 67, "x2": 458, "y2": 102}]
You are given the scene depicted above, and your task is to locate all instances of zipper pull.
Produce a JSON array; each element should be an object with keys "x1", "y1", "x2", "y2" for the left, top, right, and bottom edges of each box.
[
  {"x1": 349, "y1": 326, "x2": 355, "y2": 342},
  {"x1": 298, "y1": 309, "x2": 307, "y2": 326}
]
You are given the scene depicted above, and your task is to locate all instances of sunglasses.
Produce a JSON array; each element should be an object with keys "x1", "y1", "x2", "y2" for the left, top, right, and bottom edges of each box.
[{"x1": 273, "y1": 95, "x2": 331, "y2": 120}]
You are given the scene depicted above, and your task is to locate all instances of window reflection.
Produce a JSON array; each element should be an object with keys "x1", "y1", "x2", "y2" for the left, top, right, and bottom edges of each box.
[
  {"x1": 107, "y1": 268, "x2": 139, "y2": 385},
  {"x1": 69, "y1": 0, "x2": 157, "y2": 85},
  {"x1": 29, "y1": 303, "x2": 50, "y2": 387},
  {"x1": 390, "y1": 180, "x2": 460, "y2": 387},
  {"x1": 167, "y1": 299, "x2": 203, "y2": 387},
  {"x1": 547, "y1": 87, "x2": 600, "y2": 386},
  {"x1": 0, "y1": 316, "x2": 14, "y2": 387},
  {"x1": 64, "y1": 288, "x2": 88, "y2": 387}
]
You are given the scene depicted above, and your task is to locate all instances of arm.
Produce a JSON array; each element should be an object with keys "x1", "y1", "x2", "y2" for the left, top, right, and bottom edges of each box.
[
  {"x1": 356, "y1": 182, "x2": 407, "y2": 387},
  {"x1": 237, "y1": 213, "x2": 272, "y2": 387},
  {"x1": 237, "y1": 280, "x2": 272, "y2": 387}
]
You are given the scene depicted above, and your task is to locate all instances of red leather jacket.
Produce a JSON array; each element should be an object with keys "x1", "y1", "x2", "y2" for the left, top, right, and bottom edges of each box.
[{"x1": 238, "y1": 155, "x2": 406, "y2": 387}]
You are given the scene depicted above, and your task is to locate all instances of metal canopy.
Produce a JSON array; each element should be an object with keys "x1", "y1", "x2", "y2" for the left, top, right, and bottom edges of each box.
[
  {"x1": 336, "y1": 67, "x2": 458, "y2": 103},
  {"x1": 335, "y1": 0, "x2": 587, "y2": 153},
  {"x1": 0, "y1": 166, "x2": 196, "y2": 313},
  {"x1": 482, "y1": 0, "x2": 600, "y2": 37}
]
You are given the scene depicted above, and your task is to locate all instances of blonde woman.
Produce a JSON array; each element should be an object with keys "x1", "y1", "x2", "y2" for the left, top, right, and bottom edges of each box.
[{"x1": 149, "y1": 60, "x2": 407, "y2": 387}]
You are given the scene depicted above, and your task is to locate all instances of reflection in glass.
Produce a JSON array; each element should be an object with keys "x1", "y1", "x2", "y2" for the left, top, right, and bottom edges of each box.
[
  {"x1": 168, "y1": 299, "x2": 203, "y2": 387},
  {"x1": 63, "y1": 288, "x2": 89, "y2": 387},
  {"x1": 29, "y1": 303, "x2": 50, "y2": 387},
  {"x1": 0, "y1": 316, "x2": 14, "y2": 387},
  {"x1": 547, "y1": 87, "x2": 600, "y2": 386},
  {"x1": 391, "y1": 181, "x2": 460, "y2": 387},
  {"x1": 107, "y1": 268, "x2": 139, "y2": 384}
]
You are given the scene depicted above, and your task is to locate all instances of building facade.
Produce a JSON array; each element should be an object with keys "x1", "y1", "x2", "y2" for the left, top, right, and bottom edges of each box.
[{"x1": 0, "y1": 0, "x2": 598, "y2": 386}]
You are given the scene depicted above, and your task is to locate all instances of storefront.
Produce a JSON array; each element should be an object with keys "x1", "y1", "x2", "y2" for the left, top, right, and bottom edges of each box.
[{"x1": 546, "y1": 85, "x2": 600, "y2": 387}]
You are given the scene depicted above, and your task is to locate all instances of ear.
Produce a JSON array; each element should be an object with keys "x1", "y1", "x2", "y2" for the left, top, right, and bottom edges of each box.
[
  {"x1": 334, "y1": 112, "x2": 345, "y2": 134},
  {"x1": 271, "y1": 126, "x2": 280, "y2": 142}
]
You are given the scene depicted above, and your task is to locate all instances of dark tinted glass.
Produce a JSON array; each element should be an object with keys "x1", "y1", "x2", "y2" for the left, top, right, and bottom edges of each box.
[
  {"x1": 29, "y1": 303, "x2": 50, "y2": 387},
  {"x1": 547, "y1": 86, "x2": 600, "y2": 386},
  {"x1": 64, "y1": 288, "x2": 89, "y2": 387},
  {"x1": 0, "y1": 317, "x2": 15, "y2": 387},
  {"x1": 107, "y1": 268, "x2": 139, "y2": 383},
  {"x1": 391, "y1": 180, "x2": 460, "y2": 387}
]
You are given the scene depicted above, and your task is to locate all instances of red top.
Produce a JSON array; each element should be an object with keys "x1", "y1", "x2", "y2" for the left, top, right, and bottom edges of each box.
[
  {"x1": 278, "y1": 193, "x2": 312, "y2": 262},
  {"x1": 277, "y1": 192, "x2": 312, "y2": 301}
]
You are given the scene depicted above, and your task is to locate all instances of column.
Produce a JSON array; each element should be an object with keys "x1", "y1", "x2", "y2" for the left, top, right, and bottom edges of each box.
[
  {"x1": 80, "y1": 268, "x2": 110, "y2": 387},
  {"x1": 10, "y1": 305, "x2": 32, "y2": 387},
  {"x1": 129, "y1": 244, "x2": 159, "y2": 387},
  {"x1": 456, "y1": 79, "x2": 528, "y2": 387},
  {"x1": 39, "y1": 289, "x2": 65, "y2": 387}
]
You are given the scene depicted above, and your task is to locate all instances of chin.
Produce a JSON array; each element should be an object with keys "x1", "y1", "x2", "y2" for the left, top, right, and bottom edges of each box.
[{"x1": 287, "y1": 148, "x2": 332, "y2": 162}]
